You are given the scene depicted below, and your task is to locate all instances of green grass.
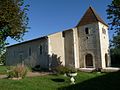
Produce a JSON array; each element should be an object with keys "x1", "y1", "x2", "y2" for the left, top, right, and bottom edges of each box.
[
  {"x1": 0, "y1": 65, "x2": 8, "y2": 75},
  {"x1": 0, "y1": 72, "x2": 103, "y2": 90},
  {"x1": 59, "y1": 71, "x2": 120, "y2": 90},
  {"x1": 0, "y1": 66, "x2": 120, "y2": 90}
]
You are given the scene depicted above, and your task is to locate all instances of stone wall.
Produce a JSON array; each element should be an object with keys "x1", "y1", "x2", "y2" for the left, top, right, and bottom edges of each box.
[
  {"x1": 77, "y1": 23, "x2": 101, "y2": 68},
  {"x1": 48, "y1": 32, "x2": 65, "y2": 66},
  {"x1": 63, "y1": 29, "x2": 75, "y2": 67},
  {"x1": 6, "y1": 38, "x2": 48, "y2": 68},
  {"x1": 98, "y1": 22, "x2": 110, "y2": 68}
]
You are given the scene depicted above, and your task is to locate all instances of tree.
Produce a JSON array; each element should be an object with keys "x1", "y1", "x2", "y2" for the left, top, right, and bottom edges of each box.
[
  {"x1": 111, "y1": 32, "x2": 120, "y2": 48},
  {"x1": 107, "y1": 0, "x2": 120, "y2": 66},
  {"x1": 0, "y1": 0, "x2": 29, "y2": 54},
  {"x1": 106, "y1": 0, "x2": 120, "y2": 31},
  {"x1": 0, "y1": 52, "x2": 6, "y2": 65}
]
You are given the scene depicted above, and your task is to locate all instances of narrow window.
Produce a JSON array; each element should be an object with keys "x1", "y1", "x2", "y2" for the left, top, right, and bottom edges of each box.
[
  {"x1": 29, "y1": 47, "x2": 31, "y2": 56},
  {"x1": 85, "y1": 27, "x2": 89, "y2": 34},
  {"x1": 102, "y1": 28, "x2": 106, "y2": 34},
  {"x1": 40, "y1": 45, "x2": 42, "y2": 55},
  {"x1": 62, "y1": 31, "x2": 65, "y2": 37}
]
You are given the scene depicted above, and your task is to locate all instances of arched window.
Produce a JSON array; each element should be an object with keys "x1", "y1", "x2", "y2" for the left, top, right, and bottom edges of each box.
[{"x1": 85, "y1": 54, "x2": 93, "y2": 68}]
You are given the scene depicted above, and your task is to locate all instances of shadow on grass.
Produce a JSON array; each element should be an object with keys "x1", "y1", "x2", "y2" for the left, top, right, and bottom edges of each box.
[
  {"x1": 58, "y1": 71, "x2": 120, "y2": 90},
  {"x1": 51, "y1": 78, "x2": 65, "y2": 82}
]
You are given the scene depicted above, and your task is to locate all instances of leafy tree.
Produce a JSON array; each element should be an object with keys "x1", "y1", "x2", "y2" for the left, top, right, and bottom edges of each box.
[
  {"x1": 111, "y1": 32, "x2": 120, "y2": 48},
  {"x1": 106, "y1": 0, "x2": 120, "y2": 31},
  {"x1": 110, "y1": 48, "x2": 120, "y2": 66},
  {"x1": 0, "y1": 52, "x2": 6, "y2": 65},
  {"x1": 0, "y1": 0, "x2": 29, "y2": 54},
  {"x1": 107, "y1": 0, "x2": 120, "y2": 66}
]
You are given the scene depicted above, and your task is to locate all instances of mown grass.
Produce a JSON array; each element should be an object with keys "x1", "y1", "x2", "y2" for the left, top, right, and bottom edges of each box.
[
  {"x1": 0, "y1": 72, "x2": 103, "y2": 90},
  {"x1": 0, "y1": 66, "x2": 120, "y2": 90},
  {"x1": 0, "y1": 65, "x2": 8, "y2": 75}
]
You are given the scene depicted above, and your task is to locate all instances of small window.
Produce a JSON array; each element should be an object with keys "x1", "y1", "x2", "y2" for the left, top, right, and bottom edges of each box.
[
  {"x1": 102, "y1": 28, "x2": 106, "y2": 34},
  {"x1": 40, "y1": 45, "x2": 42, "y2": 55},
  {"x1": 29, "y1": 47, "x2": 31, "y2": 56},
  {"x1": 62, "y1": 31, "x2": 65, "y2": 37},
  {"x1": 85, "y1": 27, "x2": 89, "y2": 34}
]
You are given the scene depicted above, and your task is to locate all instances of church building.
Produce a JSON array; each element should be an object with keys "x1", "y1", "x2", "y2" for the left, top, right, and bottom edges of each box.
[{"x1": 6, "y1": 7, "x2": 110, "y2": 69}]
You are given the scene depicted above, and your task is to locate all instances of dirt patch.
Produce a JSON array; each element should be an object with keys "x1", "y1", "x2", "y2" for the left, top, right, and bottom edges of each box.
[
  {"x1": 26, "y1": 71, "x2": 53, "y2": 77},
  {"x1": 0, "y1": 75, "x2": 8, "y2": 79}
]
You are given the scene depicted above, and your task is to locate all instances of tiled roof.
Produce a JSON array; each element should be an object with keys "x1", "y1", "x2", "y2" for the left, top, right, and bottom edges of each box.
[{"x1": 77, "y1": 6, "x2": 108, "y2": 27}]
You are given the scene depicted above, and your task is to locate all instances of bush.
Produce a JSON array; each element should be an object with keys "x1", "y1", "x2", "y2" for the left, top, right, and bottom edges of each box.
[
  {"x1": 32, "y1": 65, "x2": 41, "y2": 71},
  {"x1": 49, "y1": 54, "x2": 77, "y2": 74},
  {"x1": 53, "y1": 65, "x2": 77, "y2": 74},
  {"x1": 7, "y1": 64, "x2": 27, "y2": 79},
  {"x1": 54, "y1": 65, "x2": 70, "y2": 74}
]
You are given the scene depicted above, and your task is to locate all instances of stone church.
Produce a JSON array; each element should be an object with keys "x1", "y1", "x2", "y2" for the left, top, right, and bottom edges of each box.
[{"x1": 6, "y1": 6, "x2": 110, "y2": 69}]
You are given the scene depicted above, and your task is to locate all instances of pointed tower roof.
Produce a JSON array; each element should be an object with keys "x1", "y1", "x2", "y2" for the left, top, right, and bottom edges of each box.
[{"x1": 77, "y1": 6, "x2": 108, "y2": 27}]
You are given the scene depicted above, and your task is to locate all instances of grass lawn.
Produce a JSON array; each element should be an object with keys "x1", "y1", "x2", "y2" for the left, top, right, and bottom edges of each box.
[
  {"x1": 0, "y1": 66, "x2": 120, "y2": 90},
  {"x1": 0, "y1": 65, "x2": 8, "y2": 75}
]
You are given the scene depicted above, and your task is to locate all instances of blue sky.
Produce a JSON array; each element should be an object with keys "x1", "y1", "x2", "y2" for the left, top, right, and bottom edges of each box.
[{"x1": 8, "y1": 0, "x2": 113, "y2": 45}]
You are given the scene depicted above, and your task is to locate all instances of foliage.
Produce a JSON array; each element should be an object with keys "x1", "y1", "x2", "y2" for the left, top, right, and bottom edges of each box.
[
  {"x1": 54, "y1": 65, "x2": 71, "y2": 74},
  {"x1": 0, "y1": 0, "x2": 29, "y2": 54},
  {"x1": 111, "y1": 32, "x2": 120, "y2": 48},
  {"x1": 107, "y1": 0, "x2": 120, "y2": 66},
  {"x1": 7, "y1": 64, "x2": 27, "y2": 79},
  {"x1": 106, "y1": 0, "x2": 120, "y2": 31},
  {"x1": 50, "y1": 54, "x2": 62, "y2": 69},
  {"x1": 32, "y1": 65, "x2": 41, "y2": 71},
  {"x1": 0, "y1": 65, "x2": 7, "y2": 75},
  {"x1": 110, "y1": 48, "x2": 120, "y2": 67},
  {"x1": 50, "y1": 54, "x2": 77, "y2": 74},
  {"x1": 0, "y1": 52, "x2": 6, "y2": 65}
]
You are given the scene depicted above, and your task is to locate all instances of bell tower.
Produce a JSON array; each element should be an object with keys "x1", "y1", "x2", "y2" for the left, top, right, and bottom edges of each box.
[{"x1": 76, "y1": 6, "x2": 110, "y2": 68}]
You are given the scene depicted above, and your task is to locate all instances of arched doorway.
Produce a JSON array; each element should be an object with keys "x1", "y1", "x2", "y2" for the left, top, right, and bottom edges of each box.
[
  {"x1": 105, "y1": 53, "x2": 108, "y2": 67},
  {"x1": 85, "y1": 54, "x2": 93, "y2": 68}
]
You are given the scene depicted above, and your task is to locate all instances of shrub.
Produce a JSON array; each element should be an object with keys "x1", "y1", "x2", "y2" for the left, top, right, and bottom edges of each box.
[
  {"x1": 54, "y1": 65, "x2": 70, "y2": 74},
  {"x1": 68, "y1": 66, "x2": 77, "y2": 73},
  {"x1": 32, "y1": 65, "x2": 41, "y2": 71},
  {"x1": 53, "y1": 65, "x2": 77, "y2": 74},
  {"x1": 50, "y1": 54, "x2": 77, "y2": 74},
  {"x1": 7, "y1": 64, "x2": 27, "y2": 79}
]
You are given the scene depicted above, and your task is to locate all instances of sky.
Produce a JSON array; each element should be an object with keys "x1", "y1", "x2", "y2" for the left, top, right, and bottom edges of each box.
[{"x1": 7, "y1": 0, "x2": 113, "y2": 45}]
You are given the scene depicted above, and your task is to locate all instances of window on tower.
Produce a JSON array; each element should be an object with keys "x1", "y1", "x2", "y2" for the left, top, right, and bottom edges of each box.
[
  {"x1": 102, "y1": 28, "x2": 106, "y2": 34},
  {"x1": 62, "y1": 31, "x2": 65, "y2": 37},
  {"x1": 85, "y1": 27, "x2": 89, "y2": 34}
]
